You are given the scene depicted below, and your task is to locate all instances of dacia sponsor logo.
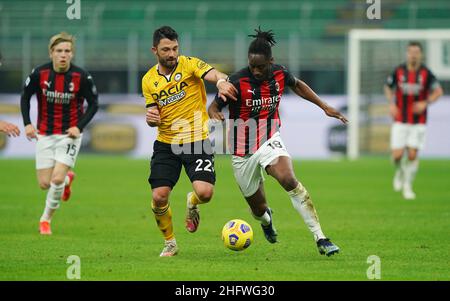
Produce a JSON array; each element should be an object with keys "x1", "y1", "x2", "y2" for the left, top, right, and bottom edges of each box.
[{"x1": 152, "y1": 81, "x2": 188, "y2": 107}]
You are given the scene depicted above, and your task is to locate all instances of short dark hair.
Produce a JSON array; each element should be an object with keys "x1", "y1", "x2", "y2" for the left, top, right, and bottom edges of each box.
[
  {"x1": 408, "y1": 41, "x2": 423, "y2": 51},
  {"x1": 248, "y1": 26, "x2": 276, "y2": 59},
  {"x1": 153, "y1": 26, "x2": 178, "y2": 47}
]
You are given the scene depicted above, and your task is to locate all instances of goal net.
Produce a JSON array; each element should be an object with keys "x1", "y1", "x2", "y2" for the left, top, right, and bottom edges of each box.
[{"x1": 347, "y1": 29, "x2": 450, "y2": 159}]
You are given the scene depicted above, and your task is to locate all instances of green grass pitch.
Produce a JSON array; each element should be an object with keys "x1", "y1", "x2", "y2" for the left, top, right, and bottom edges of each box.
[{"x1": 0, "y1": 156, "x2": 449, "y2": 280}]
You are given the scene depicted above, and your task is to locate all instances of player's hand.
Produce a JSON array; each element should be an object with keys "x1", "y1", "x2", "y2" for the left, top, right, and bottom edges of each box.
[
  {"x1": 324, "y1": 106, "x2": 348, "y2": 124},
  {"x1": 146, "y1": 107, "x2": 161, "y2": 127},
  {"x1": 25, "y1": 124, "x2": 38, "y2": 141},
  {"x1": 0, "y1": 121, "x2": 20, "y2": 137},
  {"x1": 217, "y1": 81, "x2": 238, "y2": 102},
  {"x1": 413, "y1": 101, "x2": 427, "y2": 114},
  {"x1": 389, "y1": 103, "x2": 399, "y2": 119},
  {"x1": 66, "y1": 126, "x2": 81, "y2": 138},
  {"x1": 209, "y1": 111, "x2": 225, "y2": 122}
]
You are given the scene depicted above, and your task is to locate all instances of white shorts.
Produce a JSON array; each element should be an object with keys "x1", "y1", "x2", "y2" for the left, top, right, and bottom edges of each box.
[
  {"x1": 231, "y1": 132, "x2": 290, "y2": 197},
  {"x1": 390, "y1": 122, "x2": 426, "y2": 150},
  {"x1": 36, "y1": 134, "x2": 83, "y2": 170}
]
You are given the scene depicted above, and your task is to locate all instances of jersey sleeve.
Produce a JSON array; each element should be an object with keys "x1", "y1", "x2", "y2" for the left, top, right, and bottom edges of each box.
[
  {"x1": 187, "y1": 56, "x2": 214, "y2": 79},
  {"x1": 79, "y1": 71, "x2": 98, "y2": 101},
  {"x1": 282, "y1": 67, "x2": 296, "y2": 87},
  {"x1": 23, "y1": 68, "x2": 39, "y2": 96},
  {"x1": 20, "y1": 68, "x2": 40, "y2": 126},
  {"x1": 386, "y1": 68, "x2": 397, "y2": 89},
  {"x1": 142, "y1": 75, "x2": 157, "y2": 108},
  {"x1": 214, "y1": 93, "x2": 228, "y2": 109},
  {"x1": 77, "y1": 71, "x2": 99, "y2": 131},
  {"x1": 426, "y1": 69, "x2": 441, "y2": 91}
]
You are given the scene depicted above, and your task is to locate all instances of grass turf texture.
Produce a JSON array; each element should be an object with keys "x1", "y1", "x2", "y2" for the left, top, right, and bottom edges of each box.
[{"x1": 0, "y1": 156, "x2": 449, "y2": 280}]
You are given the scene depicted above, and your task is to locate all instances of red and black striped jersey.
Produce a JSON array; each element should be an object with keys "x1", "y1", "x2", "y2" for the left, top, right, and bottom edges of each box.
[
  {"x1": 386, "y1": 64, "x2": 440, "y2": 124},
  {"x1": 20, "y1": 62, "x2": 99, "y2": 135},
  {"x1": 215, "y1": 64, "x2": 296, "y2": 156}
]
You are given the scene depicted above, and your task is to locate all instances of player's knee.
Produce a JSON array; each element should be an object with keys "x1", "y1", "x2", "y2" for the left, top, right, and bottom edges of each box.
[
  {"x1": 280, "y1": 177, "x2": 299, "y2": 192},
  {"x1": 408, "y1": 153, "x2": 418, "y2": 161},
  {"x1": 195, "y1": 187, "x2": 214, "y2": 203},
  {"x1": 38, "y1": 180, "x2": 51, "y2": 190},
  {"x1": 393, "y1": 155, "x2": 402, "y2": 163},
  {"x1": 152, "y1": 190, "x2": 170, "y2": 207},
  {"x1": 51, "y1": 176, "x2": 65, "y2": 186}
]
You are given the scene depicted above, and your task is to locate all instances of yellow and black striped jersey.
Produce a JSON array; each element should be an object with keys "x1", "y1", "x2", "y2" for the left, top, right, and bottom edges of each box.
[{"x1": 142, "y1": 55, "x2": 213, "y2": 144}]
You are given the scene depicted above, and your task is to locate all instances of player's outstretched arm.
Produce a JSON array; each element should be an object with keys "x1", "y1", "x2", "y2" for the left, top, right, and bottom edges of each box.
[
  {"x1": 291, "y1": 78, "x2": 348, "y2": 124},
  {"x1": 207, "y1": 101, "x2": 225, "y2": 121},
  {"x1": 0, "y1": 120, "x2": 20, "y2": 137},
  {"x1": 204, "y1": 69, "x2": 238, "y2": 102}
]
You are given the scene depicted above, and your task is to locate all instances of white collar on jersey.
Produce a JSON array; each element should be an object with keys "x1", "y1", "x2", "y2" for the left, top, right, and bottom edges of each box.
[{"x1": 157, "y1": 57, "x2": 180, "y2": 81}]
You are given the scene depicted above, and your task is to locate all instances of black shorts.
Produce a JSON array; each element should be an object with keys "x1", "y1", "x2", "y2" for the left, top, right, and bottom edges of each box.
[{"x1": 148, "y1": 139, "x2": 216, "y2": 189}]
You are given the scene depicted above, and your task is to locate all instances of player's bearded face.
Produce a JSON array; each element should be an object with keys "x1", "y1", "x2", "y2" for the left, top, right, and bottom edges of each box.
[
  {"x1": 407, "y1": 46, "x2": 422, "y2": 66},
  {"x1": 153, "y1": 39, "x2": 179, "y2": 70},
  {"x1": 50, "y1": 42, "x2": 73, "y2": 72},
  {"x1": 248, "y1": 54, "x2": 272, "y2": 81}
]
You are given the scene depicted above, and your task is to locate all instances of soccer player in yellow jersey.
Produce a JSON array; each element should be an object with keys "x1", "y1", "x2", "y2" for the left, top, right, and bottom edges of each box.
[{"x1": 142, "y1": 26, "x2": 237, "y2": 257}]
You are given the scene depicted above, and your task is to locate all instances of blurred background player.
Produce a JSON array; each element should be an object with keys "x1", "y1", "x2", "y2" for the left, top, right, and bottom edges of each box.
[
  {"x1": 384, "y1": 41, "x2": 443, "y2": 200},
  {"x1": 0, "y1": 120, "x2": 20, "y2": 137},
  {"x1": 208, "y1": 27, "x2": 347, "y2": 256},
  {"x1": 142, "y1": 26, "x2": 237, "y2": 257},
  {"x1": 0, "y1": 52, "x2": 20, "y2": 137},
  {"x1": 20, "y1": 32, "x2": 99, "y2": 235}
]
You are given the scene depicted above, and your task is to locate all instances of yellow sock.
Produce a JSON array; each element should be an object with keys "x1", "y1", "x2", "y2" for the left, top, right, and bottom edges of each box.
[
  {"x1": 189, "y1": 191, "x2": 202, "y2": 206},
  {"x1": 152, "y1": 203, "x2": 174, "y2": 241}
]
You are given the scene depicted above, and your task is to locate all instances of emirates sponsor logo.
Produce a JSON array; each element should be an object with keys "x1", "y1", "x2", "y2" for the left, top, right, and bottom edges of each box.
[
  {"x1": 43, "y1": 89, "x2": 75, "y2": 104},
  {"x1": 245, "y1": 94, "x2": 281, "y2": 112},
  {"x1": 398, "y1": 83, "x2": 422, "y2": 95}
]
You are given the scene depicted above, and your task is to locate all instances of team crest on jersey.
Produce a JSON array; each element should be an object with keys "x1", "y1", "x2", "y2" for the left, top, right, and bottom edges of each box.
[
  {"x1": 174, "y1": 73, "x2": 182, "y2": 82},
  {"x1": 69, "y1": 82, "x2": 74, "y2": 92},
  {"x1": 197, "y1": 60, "x2": 207, "y2": 70},
  {"x1": 154, "y1": 81, "x2": 158, "y2": 87},
  {"x1": 275, "y1": 82, "x2": 280, "y2": 92}
]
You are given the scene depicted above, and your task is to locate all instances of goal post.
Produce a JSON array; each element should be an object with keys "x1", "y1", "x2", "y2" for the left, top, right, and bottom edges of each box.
[{"x1": 347, "y1": 29, "x2": 450, "y2": 160}]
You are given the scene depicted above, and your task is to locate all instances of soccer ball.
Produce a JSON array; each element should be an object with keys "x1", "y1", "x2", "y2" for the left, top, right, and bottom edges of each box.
[{"x1": 221, "y1": 219, "x2": 253, "y2": 251}]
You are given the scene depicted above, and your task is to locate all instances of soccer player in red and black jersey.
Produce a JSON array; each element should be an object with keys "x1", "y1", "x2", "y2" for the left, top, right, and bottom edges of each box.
[
  {"x1": 208, "y1": 27, "x2": 347, "y2": 256},
  {"x1": 20, "y1": 32, "x2": 99, "y2": 235},
  {"x1": 384, "y1": 41, "x2": 443, "y2": 200}
]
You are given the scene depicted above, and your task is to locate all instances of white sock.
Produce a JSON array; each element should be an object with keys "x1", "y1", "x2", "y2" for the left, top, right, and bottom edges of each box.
[
  {"x1": 165, "y1": 238, "x2": 177, "y2": 244},
  {"x1": 40, "y1": 182, "x2": 64, "y2": 222},
  {"x1": 403, "y1": 159, "x2": 419, "y2": 188},
  {"x1": 400, "y1": 158, "x2": 406, "y2": 174},
  {"x1": 288, "y1": 182, "x2": 326, "y2": 242},
  {"x1": 394, "y1": 159, "x2": 402, "y2": 176},
  {"x1": 251, "y1": 209, "x2": 271, "y2": 226},
  {"x1": 64, "y1": 175, "x2": 70, "y2": 186}
]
